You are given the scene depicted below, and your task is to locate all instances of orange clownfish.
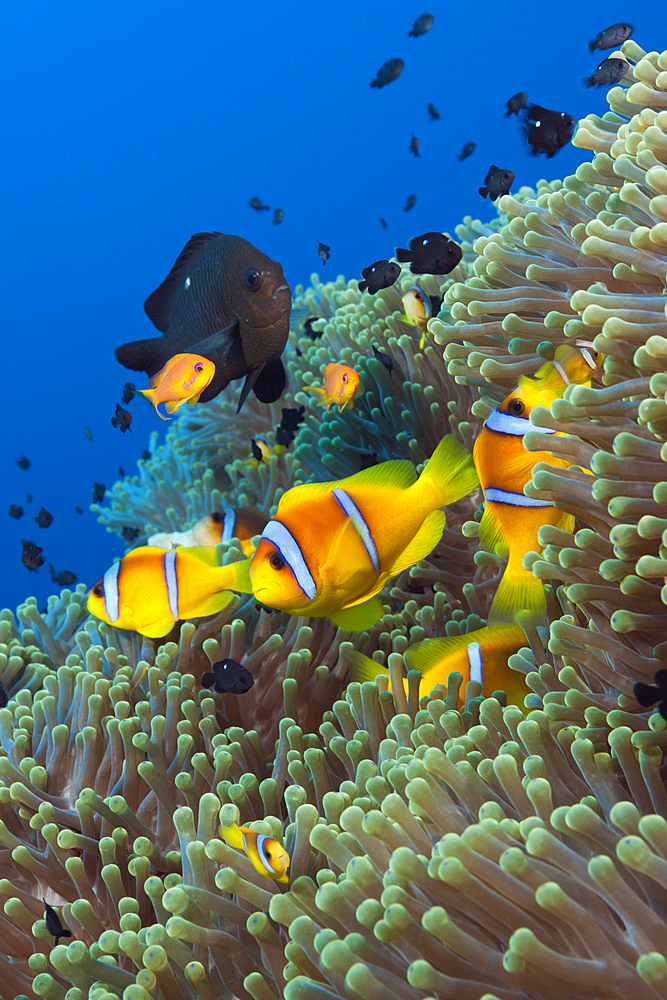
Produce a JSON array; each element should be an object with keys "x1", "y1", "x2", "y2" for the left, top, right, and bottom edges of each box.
[
  {"x1": 400, "y1": 286, "x2": 439, "y2": 349},
  {"x1": 302, "y1": 363, "x2": 360, "y2": 412},
  {"x1": 87, "y1": 546, "x2": 236, "y2": 637},
  {"x1": 347, "y1": 623, "x2": 529, "y2": 707},
  {"x1": 138, "y1": 353, "x2": 216, "y2": 419},
  {"x1": 148, "y1": 507, "x2": 268, "y2": 557},
  {"x1": 220, "y1": 822, "x2": 290, "y2": 883},
  {"x1": 474, "y1": 345, "x2": 603, "y2": 626}
]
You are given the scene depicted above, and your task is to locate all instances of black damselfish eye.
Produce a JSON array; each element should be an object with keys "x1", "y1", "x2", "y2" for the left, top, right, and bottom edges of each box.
[
  {"x1": 508, "y1": 398, "x2": 526, "y2": 416},
  {"x1": 243, "y1": 268, "x2": 262, "y2": 291},
  {"x1": 269, "y1": 552, "x2": 285, "y2": 570}
]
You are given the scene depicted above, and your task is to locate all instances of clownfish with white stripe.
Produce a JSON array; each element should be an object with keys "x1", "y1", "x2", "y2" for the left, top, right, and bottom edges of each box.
[
  {"x1": 400, "y1": 286, "x2": 441, "y2": 349},
  {"x1": 474, "y1": 344, "x2": 603, "y2": 626},
  {"x1": 86, "y1": 546, "x2": 237, "y2": 637},
  {"x1": 220, "y1": 822, "x2": 290, "y2": 883},
  {"x1": 147, "y1": 507, "x2": 268, "y2": 556},
  {"x1": 346, "y1": 623, "x2": 529, "y2": 707}
]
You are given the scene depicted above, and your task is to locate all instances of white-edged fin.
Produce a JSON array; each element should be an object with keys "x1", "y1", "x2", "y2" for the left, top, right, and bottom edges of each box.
[
  {"x1": 467, "y1": 642, "x2": 483, "y2": 685},
  {"x1": 103, "y1": 561, "x2": 121, "y2": 623},
  {"x1": 484, "y1": 487, "x2": 553, "y2": 508},
  {"x1": 261, "y1": 520, "x2": 317, "y2": 599},
  {"x1": 164, "y1": 550, "x2": 179, "y2": 618},
  {"x1": 332, "y1": 488, "x2": 380, "y2": 575},
  {"x1": 221, "y1": 508, "x2": 236, "y2": 544}
]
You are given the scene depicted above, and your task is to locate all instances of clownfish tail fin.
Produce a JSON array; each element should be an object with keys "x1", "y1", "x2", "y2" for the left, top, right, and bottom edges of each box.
[
  {"x1": 420, "y1": 435, "x2": 480, "y2": 507},
  {"x1": 488, "y1": 552, "x2": 546, "y2": 627}
]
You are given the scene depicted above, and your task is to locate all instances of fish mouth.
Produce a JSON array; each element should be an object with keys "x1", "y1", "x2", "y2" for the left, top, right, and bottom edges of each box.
[{"x1": 271, "y1": 282, "x2": 291, "y2": 300}]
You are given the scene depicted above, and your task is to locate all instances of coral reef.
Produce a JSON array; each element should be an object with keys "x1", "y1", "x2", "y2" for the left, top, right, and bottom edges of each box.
[{"x1": 1, "y1": 33, "x2": 667, "y2": 1000}]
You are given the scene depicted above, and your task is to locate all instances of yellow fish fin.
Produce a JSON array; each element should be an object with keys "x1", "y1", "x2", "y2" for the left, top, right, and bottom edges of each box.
[
  {"x1": 147, "y1": 365, "x2": 169, "y2": 389},
  {"x1": 345, "y1": 649, "x2": 390, "y2": 684},
  {"x1": 220, "y1": 823, "x2": 244, "y2": 849},
  {"x1": 140, "y1": 617, "x2": 180, "y2": 638},
  {"x1": 478, "y1": 503, "x2": 509, "y2": 558},
  {"x1": 488, "y1": 556, "x2": 546, "y2": 627},
  {"x1": 188, "y1": 590, "x2": 236, "y2": 619},
  {"x1": 329, "y1": 595, "x2": 385, "y2": 631},
  {"x1": 218, "y1": 558, "x2": 254, "y2": 594},
  {"x1": 336, "y1": 458, "x2": 417, "y2": 492},
  {"x1": 420, "y1": 435, "x2": 479, "y2": 506},
  {"x1": 302, "y1": 385, "x2": 326, "y2": 397},
  {"x1": 387, "y1": 509, "x2": 446, "y2": 578},
  {"x1": 165, "y1": 399, "x2": 183, "y2": 414},
  {"x1": 186, "y1": 393, "x2": 202, "y2": 406},
  {"x1": 183, "y1": 546, "x2": 221, "y2": 566}
]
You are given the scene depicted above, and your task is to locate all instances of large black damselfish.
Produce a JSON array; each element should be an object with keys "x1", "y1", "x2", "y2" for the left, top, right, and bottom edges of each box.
[{"x1": 115, "y1": 232, "x2": 292, "y2": 411}]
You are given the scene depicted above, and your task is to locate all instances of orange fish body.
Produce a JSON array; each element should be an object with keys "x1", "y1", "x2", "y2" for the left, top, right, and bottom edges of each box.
[
  {"x1": 347, "y1": 623, "x2": 529, "y2": 707},
  {"x1": 401, "y1": 286, "x2": 432, "y2": 349},
  {"x1": 220, "y1": 822, "x2": 290, "y2": 883},
  {"x1": 474, "y1": 346, "x2": 603, "y2": 625},
  {"x1": 87, "y1": 545, "x2": 236, "y2": 637},
  {"x1": 148, "y1": 507, "x2": 268, "y2": 556},
  {"x1": 138, "y1": 353, "x2": 216, "y2": 419},
  {"x1": 303, "y1": 363, "x2": 360, "y2": 412}
]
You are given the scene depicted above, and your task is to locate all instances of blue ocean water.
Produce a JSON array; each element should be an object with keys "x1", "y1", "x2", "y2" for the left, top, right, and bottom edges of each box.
[{"x1": 2, "y1": 1, "x2": 663, "y2": 613}]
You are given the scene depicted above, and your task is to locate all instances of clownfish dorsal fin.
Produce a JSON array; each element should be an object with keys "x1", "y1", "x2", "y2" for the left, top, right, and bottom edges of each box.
[{"x1": 336, "y1": 458, "x2": 417, "y2": 492}]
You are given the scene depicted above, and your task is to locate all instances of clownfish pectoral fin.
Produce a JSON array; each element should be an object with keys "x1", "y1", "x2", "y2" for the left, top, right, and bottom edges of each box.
[
  {"x1": 329, "y1": 595, "x2": 385, "y2": 631},
  {"x1": 388, "y1": 509, "x2": 446, "y2": 578},
  {"x1": 345, "y1": 649, "x2": 390, "y2": 684},
  {"x1": 487, "y1": 556, "x2": 547, "y2": 627},
  {"x1": 188, "y1": 590, "x2": 237, "y2": 620},
  {"x1": 140, "y1": 616, "x2": 179, "y2": 639}
]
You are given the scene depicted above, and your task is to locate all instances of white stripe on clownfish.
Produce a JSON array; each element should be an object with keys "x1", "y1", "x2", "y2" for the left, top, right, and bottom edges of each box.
[
  {"x1": 484, "y1": 487, "x2": 553, "y2": 508},
  {"x1": 261, "y1": 520, "x2": 317, "y2": 600},
  {"x1": 103, "y1": 561, "x2": 121, "y2": 623},
  {"x1": 485, "y1": 409, "x2": 557, "y2": 436},
  {"x1": 221, "y1": 508, "x2": 236, "y2": 544},
  {"x1": 332, "y1": 487, "x2": 380, "y2": 575},
  {"x1": 164, "y1": 549, "x2": 179, "y2": 618},
  {"x1": 467, "y1": 642, "x2": 483, "y2": 685}
]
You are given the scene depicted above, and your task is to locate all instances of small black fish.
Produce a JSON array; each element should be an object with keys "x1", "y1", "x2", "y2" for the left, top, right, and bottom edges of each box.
[
  {"x1": 9, "y1": 505, "x2": 23, "y2": 520},
  {"x1": 16, "y1": 456, "x2": 30, "y2": 470},
  {"x1": 35, "y1": 508, "x2": 53, "y2": 528},
  {"x1": 318, "y1": 242, "x2": 330, "y2": 265},
  {"x1": 583, "y1": 57, "x2": 629, "y2": 88},
  {"x1": 505, "y1": 91, "x2": 527, "y2": 117},
  {"x1": 372, "y1": 345, "x2": 403, "y2": 380},
  {"x1": 275, "y1": 405, "x2": 306, "y2": 448},
  {"x1": 479, "y1": 165, "x2": 514, "y2": 201},
  {"x1": 141, "y1": 450, "x2": 151, "y2": 460},
  {"x1": 380, "y1": 217, "x2": 388, "y2": 228},
  {"x1": 121, "y1": 382, "x2": 136, "y2": 405},
  {"x1": 119, "y1": 466, "x2": 125, "y2": 477},
  {"x1": 22, "y1": 540, "x2": 44, "y2": 573},
  {"x1": 457, "y1": 141, "x2": 476, "y2": 161},
  {"x1": 303, "y1": 317, "x2": 324, "y2": 341},
  {"x1": 93, "y1": 483, "x2": 106, "y2": 504},
  {"x1": 272, "y1": 208, "x2": 284, "y2": 225},
  {"x1": 84, "y1": 427, "x2": 93, "y2": 441},
  {"x1": 403, "y1": 195, "x2": 417, "y2": 212},
  {"x1": 43, "y1": 900, "x2": 72, "y2": 946},
  {"x1": 589, "y1": 23, "x2": 633, "y2": 53},
  {"x1": 26, "y1": 494, "x2": 33, "y2": 503},
  {"x1": 49, "y1": 565, "x2": 77, "y2": 587},
  {"x1": 427, "y1": 103, "x2": 440, "y2": 120},
  {"x1": 249, "y1": 197, "x2": 270, "y2": 211},
  {"x1": 371, "y1": 58, "x2": 404, "y2": 89},
  {"x1": 359, "y1": 260, "x2": 401, "y2": 295},
  {"x1": 121, "y1": 526, "x2": 141, "y2": 543},
  {"x1": 360, "y1": 451, "x2": 379, "y2": 470},
  {"x1": 201, "y1": 658, "x2": 255, "y2": 694},
  {"x1": 409, "y1": 13, "x2": 433, "y2": 36},
  {"x1": 396, "y1": 232, "x2": 462, "y2": 275},
  {"x1": 524, "y1": 105, "x2": 575, "y2": 158},
  {"x1": 634, "y1": 669, "x2": 667, "y2": 720},
  {"x1": 115, "y1": 233, "x2": 291, "y2": 413},
  {"x1": 75, "y1": 506, "x2": 83, "y2": 515},
  {"x1": 250, "y1": 438, "x2": 264, "y2": 463},
  {"x1": 0, "y1": 681, "x2": 7, "y2": 709},
  {"x1": 409, "y1": 135, "x2": 421, "y2": 157},
  {"x1": 111, "y1": 403, "x2": 133, "y2": 435}
]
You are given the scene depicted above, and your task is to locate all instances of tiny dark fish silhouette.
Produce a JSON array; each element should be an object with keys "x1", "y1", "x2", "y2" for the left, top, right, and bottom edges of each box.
[
  {"x1": 524, "y1": 105, "x2": 575, "y2": 158},
  {"x1": 122, "y1": 526, "x2": 141, "y2": 543},
  {"x1": 75, "y1": 506, "x2": 83, "y2": 515},
  {"x1": 84, "y1": 427, "x2": 93, "y2": 441},
  {"x1": 360, "y1": 451, "x2": 379, "y2": 470},
  {"x1": 505, "y1": 91, "x2": 528, "y2": 117},
  {"x1": 43, "y1": 900, "x2": 72, "y2": 945},
  {"x1": 272, "y1": 208, "x2": 284, "y2": 225},
  {"x1": 275, "y1": 406, "x2": 306, "y2": 447},
  {"x1": 589, "y1": 23, "x2": 633, "y2": 53},
  {"x1": 380, "y1": 217, "x2": 388, "y2": 228},
  {"x1": 634, "y1": 669, "x2": 667, "y2": 720},
  {"x1": 409, "y1": 13, "x2": 433, "y2": 36},
  {"x1": 26, "y1": 494, "x2": 33, "y2": 503},
  {"x1": 121, "y1": 382, "x2": 136, "y2": 405},
  {"x1": 427, "y1": 103, "x2": 440, "y2": 120},
  {"x1": 403, "y1": 195, "x2": 417, "y2": 212},
  {"x1": 372, "y1": 345, "x2": 403, "y2": 380},
  {"x1": 201, "y1": 658, "x2": 255, "y2": 694},
  {"x1": 111, "y1": 403, "x2": 133, "y2": 434},
  {"x1": 9, "y1": 505, "x2": 23, "y2": 520},
  {"x1": 318, "y1": 242, "x2": 330, "y2": 265},
  {"x1": 35, "y1": 508, "x2": 53, "y2": 528},
  {"x1": 409, "y1": 135, "x2": 421, "y2": 157},
  {"x1": 249, "y1": 197, "x2": 270, "y2": 211},
  {"x1": 22, "y1": 540, "x2": 44, "y2": 573},
  {"x1": 93, "y1": 483, "x2": 106, "y2": 504},
  {"x1": 0, "y1": 681, "x2": 7, "y2": 709},
  {"x1": 141, "y1": 450, "x2": 152, "y2": 460},
  {"x1": 49, "y1": 565, "x2": 77, "y2": 587},
  {"x1": 118, "y1": 466, "x2": 125, "y2": 477},
  {"x1": 371, "y1": 58, "x2": 404, "y2": 89},
  {"x1": 359, "y1": 260, "x2": 401, "y2": 295},
  {"x1": 458, "y1": 141, "x2": 476, "y2": 161},
  {"x1": 303, "y1": 318, "x2": 324, "y2": 341},
  {"x1": 16, "y1": 456, "x2": 30, "y2": 470},
  {"x1": 479, "y1": 165, "x2": 514, "y2": 201},
  {"x1": 250, "y1": 438, "x2": 264, "y2": 463},
  {"x1": 396, "y1": 232, "x2": 462, "y2": 275},
  {"x1": 583, "y1": 57, "x2": 629, "y2": 88}
]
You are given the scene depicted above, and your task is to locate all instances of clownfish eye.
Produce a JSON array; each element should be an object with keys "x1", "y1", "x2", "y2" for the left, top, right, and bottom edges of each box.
[
  {"x1": 243, "y1": 268, "x2": 262, "y2": 291},
  {"x1": 211, "y1": 512, "x2": 224, "y2": 523},
  {"x1": 93, "y1": 582, "x2": 103, "y2": 597},
  {"x1": 269, "y1": 551, "x2": 285, "y2": 570},
  {"x1": 508, "y1": 398, "x2": 526, "y2": 416}
]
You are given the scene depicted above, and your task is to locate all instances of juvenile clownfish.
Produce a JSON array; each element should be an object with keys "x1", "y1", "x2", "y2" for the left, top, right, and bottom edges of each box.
[
  {"x1": 401, "y1": 286, "x2": 435, "y2": 348},
  {"x1": 474, "y1": 345, "x2": 603, "y2": 626},
  {"x1": 220, "y1": 823, "x2": 290, "y2": 883},
  {"x1": 87, "y1": 546, "x2": 237, "y2": 638},
  {"x1": 302, "y1": 363, "x2": 360, "y2": 412},
  {"x1": 138, "y1": 353, "x2": 216, "y2": 419},
  {"x1": 148, "y1": 508, "x2": 268, "y2": 557},
  {"x1": 347, "y1": 623, "x2": 529, "y2": 707}
]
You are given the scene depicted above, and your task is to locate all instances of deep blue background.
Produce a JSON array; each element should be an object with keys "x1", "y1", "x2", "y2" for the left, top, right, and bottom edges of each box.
[{"x1": 2, "y1": 2, "x2": 663, "y2": 613}]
